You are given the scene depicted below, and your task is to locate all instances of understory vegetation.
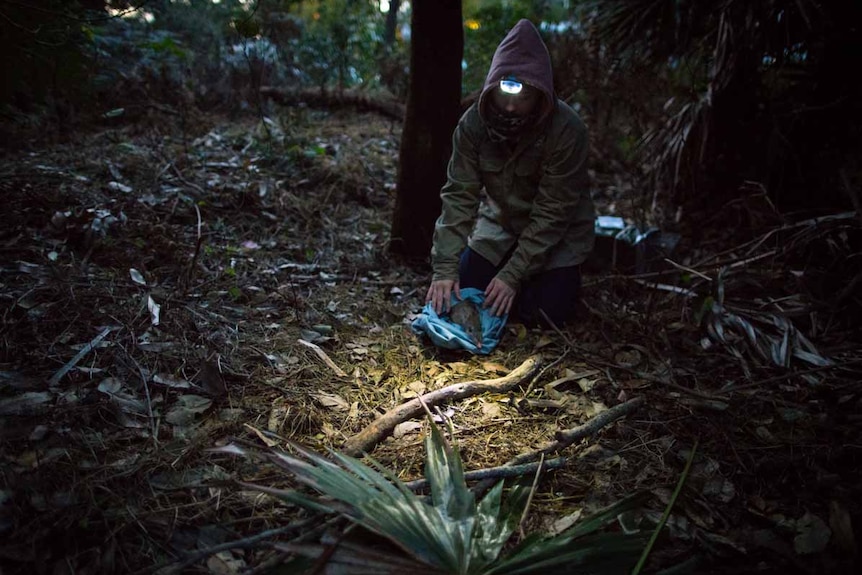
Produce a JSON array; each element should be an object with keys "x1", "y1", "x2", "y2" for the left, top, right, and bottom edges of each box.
[{"x1": 1, "y1": 1, "x2": 860, "y2": 574}]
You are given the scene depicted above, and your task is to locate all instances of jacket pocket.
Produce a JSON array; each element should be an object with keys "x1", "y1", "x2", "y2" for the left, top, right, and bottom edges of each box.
[
  {"x1": 514, "y1": 151, "x2": 542, "y2": 181},
  {"x1": 479, "y1": 155, "x2": 504, "y2": 174}
]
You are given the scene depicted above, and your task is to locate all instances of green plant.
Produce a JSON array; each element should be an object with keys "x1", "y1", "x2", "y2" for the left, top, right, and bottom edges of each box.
[
  {"x1": 228, "y1": 415, "x2": 648, "y2": 574},
  {"x1": 290, "y1": 0, "x2": 383, "y2": 91}
]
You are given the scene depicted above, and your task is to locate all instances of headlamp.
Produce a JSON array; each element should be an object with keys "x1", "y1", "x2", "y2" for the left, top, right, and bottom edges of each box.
[{"x1": 499, "y1": 77, "x2": 523, "y2": 95}]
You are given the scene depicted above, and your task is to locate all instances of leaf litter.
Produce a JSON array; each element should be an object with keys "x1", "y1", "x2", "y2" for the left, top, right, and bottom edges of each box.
[{"x1": 0, "y1": 108, "x2": 859, "y2": 574}]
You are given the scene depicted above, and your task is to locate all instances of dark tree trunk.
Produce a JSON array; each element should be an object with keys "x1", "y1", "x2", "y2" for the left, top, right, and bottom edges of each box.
[
  {"x1": 389, "y1": 0, "x2": 463, "y2": 263},
  {"x1": 383, "y1": 0, "x2": 401, "y2": 46}
]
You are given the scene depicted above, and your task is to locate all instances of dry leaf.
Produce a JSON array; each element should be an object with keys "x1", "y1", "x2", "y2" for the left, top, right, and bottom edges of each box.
[
  {"x1": 509, "y1": 324, "x2": 527, "y2": 341},
  {"x1": 703, "y1": 477, "x2": 736, "y2": 503},
  {"x1": 313, "y1": 392, "x2": 349, "y2": 411},
  {"x1": 393, "y1": 421, "x2": 422, "y2": 439},
  {"x1": 425, "y1": 362, "x2": 442, "y2": 377},
  {"x1": 137, "y1": 341, "x2": 175, "y2": 353},
  {"x1": 794, "y1": 512, "x2": 831, "y2": 554},
  {"x1": 321, "y1": 421, "x2": 338, "y2": 439},
  {"x1": 165, "y1": 395, "x2": 212, "y2": 425},
  {"x1": 613, "y1": 347, "x2": 642, "y2": 368},
  {"x1": 267, "y1": 400, "x2": 290, "y2": 432},
  {"x1": 0, "y1": 391, "x2": 52, "y2": 416},
  {"x1": 480, "y1": 400, "x2": 503, "y2": 419},
  {"x1": 448, "y1": 361, "x2": 471, "y2": 374},
  {"x1": 244, "y1": 423, "x2": 279, "y2": 447},
  {"x1": 577, "y1": 377, "x2": 598, "y2": 392},
  {"x1": 407, "y1": 380, "x2": 426, "y2": 395},
  {"x1": 481, "y1": 362, "x2": 508, "y2": 374},
  {"x1": 548, "y1": 509, "x2": 582, "y2": 535},
  {"x1": 147, "y1": 295, "x2": 161, "y2": 326},
  {"x1": 152, "y1": 373, "x2": 193, "y2": 389},
  {"x1": 206, "y1": 551, "x2": 245, "y2": 574},
  {"x1": 199, "y1": 360, "x2": 227, "y2": 397},
  {"x1": 129, "y1": 268, "x2": 146, "y2": 286}
]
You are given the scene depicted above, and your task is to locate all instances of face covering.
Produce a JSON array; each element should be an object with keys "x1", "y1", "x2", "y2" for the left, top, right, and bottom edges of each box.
[{"x1": 486, "y1": 100, "x2": 536, "y2": 142}]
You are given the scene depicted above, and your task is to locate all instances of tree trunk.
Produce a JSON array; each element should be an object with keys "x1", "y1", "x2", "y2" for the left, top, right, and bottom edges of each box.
[
  {"x1": 383, "y1": 0, "x2": 401, "y2": 46},
  {"x1": 389, "y1": 0, "x2": 463, "y2": 262}
]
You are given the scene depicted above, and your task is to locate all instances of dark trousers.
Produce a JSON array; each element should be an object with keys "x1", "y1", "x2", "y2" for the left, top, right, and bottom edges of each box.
[{"x1": 458, "y1": 247, "x2": 581, "y2": 328}]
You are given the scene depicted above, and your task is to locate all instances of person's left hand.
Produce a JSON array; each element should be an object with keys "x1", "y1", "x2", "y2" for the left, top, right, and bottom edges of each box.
[{"x1": 484, "y1": 277, "x2": 516, "y2": 316}]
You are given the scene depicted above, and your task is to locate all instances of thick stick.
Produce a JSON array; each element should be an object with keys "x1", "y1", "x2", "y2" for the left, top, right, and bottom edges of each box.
[
  {"x1": 403, "y1": 457, "x2": 568, "y2": 492},
  {"x1": 472, "y1": 395, "x2": 645, "y2": 494},
  {"x1": 342, "y1": 355, "x2": 542, "y2": 457}
]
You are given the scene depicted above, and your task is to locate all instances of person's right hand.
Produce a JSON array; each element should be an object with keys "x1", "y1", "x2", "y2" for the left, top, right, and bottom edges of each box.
[{"x1": 426, "y1": 279, "x2": 461, "y2": 315}]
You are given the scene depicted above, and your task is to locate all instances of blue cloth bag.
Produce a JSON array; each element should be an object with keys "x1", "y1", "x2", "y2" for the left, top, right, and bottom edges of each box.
[{"x1": 411, "y1": 287, "x2": 507, "y2": 355}]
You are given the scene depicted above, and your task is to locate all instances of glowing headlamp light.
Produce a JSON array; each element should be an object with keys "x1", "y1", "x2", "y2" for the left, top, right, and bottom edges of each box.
[{"x1": 499, "y1": 77, "x2": 523, "y2": 95}]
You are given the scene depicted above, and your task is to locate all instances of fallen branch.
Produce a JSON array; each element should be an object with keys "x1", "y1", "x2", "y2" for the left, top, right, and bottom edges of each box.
[
  {"x1": 342, "y1": 355, "x2": 542, "y2": 457},
  {"x1": 519, "y1": 396, "x2": 645, "y2": 465},
  {"x1": 402, "y1": 456, "x2": 567, "y2": 492},
  {"x1": 49, "y1": 326, "x2": 113, "y2": 387},
  {"x1": 472, "y1": 396, "x2": 645, "y2": 494},
  {"x1": 260, "y1": 86, "x2": 405, "y2": 121}
]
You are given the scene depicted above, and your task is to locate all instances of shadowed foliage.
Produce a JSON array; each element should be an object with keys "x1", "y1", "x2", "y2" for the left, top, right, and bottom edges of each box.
[{"x1": 585, "y1": 0, "x2": 862, "y2": 212}]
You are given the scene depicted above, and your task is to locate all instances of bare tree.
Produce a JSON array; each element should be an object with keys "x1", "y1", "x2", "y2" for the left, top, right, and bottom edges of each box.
[{"x1": 389, "y1": 0, "x2": 463, "y2": 262}]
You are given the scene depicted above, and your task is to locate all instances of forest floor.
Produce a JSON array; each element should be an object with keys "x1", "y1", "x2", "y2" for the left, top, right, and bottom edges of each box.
[{"x1": 1, "y1": 108, "x2": 860, "y2": 575}]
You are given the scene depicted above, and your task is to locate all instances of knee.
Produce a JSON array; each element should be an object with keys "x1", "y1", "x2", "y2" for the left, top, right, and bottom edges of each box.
[{"x1": 517, "y1": 298, "x2": 577, "y2": 328}]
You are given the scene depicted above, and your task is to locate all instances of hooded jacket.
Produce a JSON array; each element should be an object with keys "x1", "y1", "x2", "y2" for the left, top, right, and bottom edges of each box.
[{"x1": 431, "y1": 19, "x2": 595, "y2": 290}]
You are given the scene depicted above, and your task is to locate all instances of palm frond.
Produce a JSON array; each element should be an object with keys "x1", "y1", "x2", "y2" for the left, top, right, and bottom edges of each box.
[
  {"x1": 237, "y1": 417, "x2": 648, "y2": 574},
  {"x1": 486, "y1": 493, "x2": 649, "y2": 574}
]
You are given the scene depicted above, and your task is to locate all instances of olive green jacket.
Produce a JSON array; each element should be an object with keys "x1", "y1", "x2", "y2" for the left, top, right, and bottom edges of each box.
[{"x1": 431, "y1": 100, "x2": 595, "y2": 290}]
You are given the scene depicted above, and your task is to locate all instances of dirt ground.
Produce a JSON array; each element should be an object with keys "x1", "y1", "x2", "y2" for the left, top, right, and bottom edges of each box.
[{"x1": 1, "y1": 108, "x2": 860, "y2": 574}]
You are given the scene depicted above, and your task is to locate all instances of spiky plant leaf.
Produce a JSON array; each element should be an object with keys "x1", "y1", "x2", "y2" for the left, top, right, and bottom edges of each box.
[
  {"x1": 425, "y1": 414, "x2": 475, "y2": 521},
  {"x1": 250, "y1": 446, "x2": 463, "y2": 570},
  {"x1": 490, "y1": 533, "x2": 650, "y2": 575},
  {"x1": 240, "y1": 419, "x2": 648, "y2": 575},
  {"x1": 276, "y1": 537, "x2": 448, "y2": 574},
  {"x1": 485, "y1": 492, "x2": 648, "y2": 574},
  {"x1": 468, "y1": 475, "x2": 536, "y2": 569}
]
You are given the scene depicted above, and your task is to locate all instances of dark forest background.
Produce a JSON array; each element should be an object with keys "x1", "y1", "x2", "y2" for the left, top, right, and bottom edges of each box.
[{"x1": 3, "y1": 0, "x2": 861, "y2": 240}]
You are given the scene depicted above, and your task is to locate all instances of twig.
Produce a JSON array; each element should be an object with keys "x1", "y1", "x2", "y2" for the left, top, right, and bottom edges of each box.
[
  {"x1": 138, "y1": 517, "x2": 323, "y2": 575},
  {"x1": 524, "y1": 349, "x2": 569, "y2": 397},
  {"x1": 472, "y1": 396, "x2": 645, "y2": 494},
  {"x1": 633, "y1": 280, "x2": 697, "y2": 298},
  {"x1": 539, "y1": 309, "x2": 724, "y2": 401},
  {"x1": 184, "y1": 202, "x2": 203, "y2": 289},
  {"x1": 48, "y1": 326, "x2": 113, "y2": 387},
  {"x1": 342, "y1": 356, "x2": 542, "y2": 457},
  {"x1": 297, "y1": 339, "x2": 348, "y2": 377},
  {"x1": 522, "y1": 396, "x2": 645, "y2": 464},
  {"x1": 719, "y1": 357, "x2": 862, "y2": 394},
  {"x1": 285, "y1": 274, "x2": 428, "y2": 286},
  {"x1": 169, "y1": 162, "x2": 208, "y2": 198},
  {"x1": 727, "y1": 249, "x2": 778, "y2": 270},
  {"x1": 518, "y1": 454, "x2": 544, "y2": 538},
  {"x1": 663, "y1": 257, "x2": 712, "y2": 281},
  {"x1": 402, "y1": 456, "x2": 568, "y2": 491},
  {"x1": 122, "y1": 344, "x2": 158, "y2": 445}
]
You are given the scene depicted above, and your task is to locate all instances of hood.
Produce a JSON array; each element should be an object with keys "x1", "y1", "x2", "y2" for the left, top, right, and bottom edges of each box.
[{"x1": 478, "y1": 19, "x2": 555, "y2": 128}]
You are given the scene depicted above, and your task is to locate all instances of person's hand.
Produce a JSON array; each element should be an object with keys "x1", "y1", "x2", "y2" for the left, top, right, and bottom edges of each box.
[
  {"x1": 426, "y1": 279, "x2": 461, "y2": 314},
  {"x1": 484, "y1": 277, "x2": 515, "y2": 316}
]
